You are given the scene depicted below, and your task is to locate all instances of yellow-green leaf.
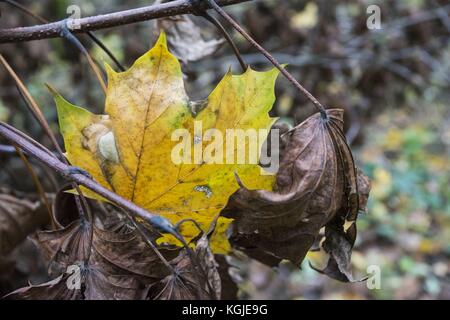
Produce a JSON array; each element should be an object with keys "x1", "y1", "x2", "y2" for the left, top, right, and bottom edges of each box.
[{"x1": 52, "y1": 32, "x2": 280, "y2": 253}]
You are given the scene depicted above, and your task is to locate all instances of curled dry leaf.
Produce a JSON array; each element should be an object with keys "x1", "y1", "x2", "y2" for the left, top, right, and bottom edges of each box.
[
  {"x1": 222, "y1": 109, "x2": 371, "y2": 275},
  {"x1": 147, "y1": 249, "x2": 219, "y2": 300},
  {"x1": 3, "y1": 274, "x2": 82, "y2": 300},
  {"x1": 3, "y1": 262, "x2": 147, "y2": 300},
  {"x1": 310, "y1": 218, "x2": 359, "y2": 282},
  {"x1": 148, "y1": 219, "x2": 221, "y2": 300},
  {"x1": 155, "y1": 1, "x2": 224, "y2": 63},
  {"x1": 194, "y1": 217, "x2": 222, "y2": 299},
  {"x1": 311, "y1": 167, "x2": 371, "y2": 282},
  {"x1": 92, "y1": 223, "x2": 177, "y2": 280},
  {"x1": 32, "y1": 219, "x2": 92, "y2": 275},
  {"x1": 82, "y1": 262, "x2": 147, "y2": 300},
  {"x1": 215, "y1": 255, "x2": 238, "y2": 300},
  {"x1": 147, "y1": 250, "x2": 208, "y2": 300}
]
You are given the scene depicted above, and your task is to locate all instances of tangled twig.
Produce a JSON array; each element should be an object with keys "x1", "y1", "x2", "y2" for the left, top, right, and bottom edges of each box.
[{"x1": 0, "y1": 0, "x2": 251, "y2": 43}]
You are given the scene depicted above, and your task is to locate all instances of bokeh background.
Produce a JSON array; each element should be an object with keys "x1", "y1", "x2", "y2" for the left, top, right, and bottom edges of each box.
[{"x1": 0, "y1": 0, "x2": 449, "y2": 299}]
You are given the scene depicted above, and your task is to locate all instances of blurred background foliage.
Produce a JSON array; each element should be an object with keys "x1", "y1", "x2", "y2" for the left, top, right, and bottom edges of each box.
[{"x1": 0, "y1": 0, "x2": 449, "y2": 299}]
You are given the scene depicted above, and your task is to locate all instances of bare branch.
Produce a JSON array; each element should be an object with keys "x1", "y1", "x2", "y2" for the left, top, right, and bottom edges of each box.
[{"x1": 0, "y1": 0, "x2": 251, "y2": 43}]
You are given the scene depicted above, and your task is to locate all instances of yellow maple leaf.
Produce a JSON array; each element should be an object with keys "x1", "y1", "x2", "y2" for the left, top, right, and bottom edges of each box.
[{"x1": 52, "y1": 33, "x2": 279, "y2": 253}]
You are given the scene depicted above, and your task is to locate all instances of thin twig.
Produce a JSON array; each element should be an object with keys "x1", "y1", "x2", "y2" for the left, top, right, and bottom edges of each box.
[
  {"x1": 120, "y1": 208, "x2": 174, "y2": 272},
  {"x1": 2, "y1": 0, "x2": 125, "y2": 72},
  {"x1": 14, "y1": 145, "x2": 55, "y2": 227},
  {"x1": 205, "y1": 0, "x2": 327, "y2": 118},
  {"x1": 0, "y1": 55, "x2": 63, "y2": 156},
  {"x1": 201, "y1": 11, "x2": 247, "y2": 72},
  {"x1": 2, "y1": 0, "x2": 46, "y2": 22},
  {"x1": 0, "y1": 54, "x2": 92, "y2": 223},
  {"x1": 0, "y1": 0, "x2": 251, "y2": 43},
  {"x1": 174, "y1": 218, "x2": 204, "y2": 237},
  {"x1": 59, "y1": 21, "x2": 107, "y2": 94},
  {"x1": 87, "y1": 33, "x2": 125, "y2": 72}
]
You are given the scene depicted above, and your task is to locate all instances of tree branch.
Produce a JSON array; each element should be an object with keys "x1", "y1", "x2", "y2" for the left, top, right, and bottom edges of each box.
[{"x1": 0, "y1": 0, "x2": 251, "y2": 43}]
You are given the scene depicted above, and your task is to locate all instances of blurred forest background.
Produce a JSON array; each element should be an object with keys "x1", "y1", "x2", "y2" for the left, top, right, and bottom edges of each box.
[{"x1": 0, "y1": 0, "x2": 449, "y2": 299}]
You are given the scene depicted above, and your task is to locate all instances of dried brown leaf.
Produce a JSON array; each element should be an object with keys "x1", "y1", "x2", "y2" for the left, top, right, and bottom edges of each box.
[
  {"x1": 92, "y1": 224, "x2": 176, "y2": 280},
  {"x1": 311, "y1": 168, "x2": 370, "y2": 282},
  {"x1": 148, "y1": 220, "x2": 221, "y2": 300},
  {"x1": 21, "y1": 208, "x2": 176, "y2": 299},
  {"x1": 0, "y1": 193, "x2": 48, "y2": 256},
  {"x1": 222, "y1": 109, "x2": 370, "y2": 273},
  {"x1": 32, "y1": 219, "x2": 92, "y2": 274},
  {"x1": 3, "y1": 274, "x2": 82, "y2": 300},
  {"x1": 3, "y1": 263, "x2": 147, "y2": 300},
  {"x1": 148, "y1": 249, "x2": 220, "y2": 300},
  {"x1": 195, "y1": 218, "x2": 222, "y2": 299},
  {"x1": 215, "y1": 255, "x2": 238, "y2": 300},
  {"x1": 156, "y1": 13, "x2": 224, "y2": 63},
  {"x1": 82, "y1": 263, "x2": 147, "y2": 300}
]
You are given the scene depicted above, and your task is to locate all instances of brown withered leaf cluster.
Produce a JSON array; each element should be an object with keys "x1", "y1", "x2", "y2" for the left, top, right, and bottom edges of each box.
[
  {"x1": 223, "y1": 109, "x2": 370, "y2": 281},
  {"x1": 3, "y1": 200, "x2": 226, "y2": 300}
]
